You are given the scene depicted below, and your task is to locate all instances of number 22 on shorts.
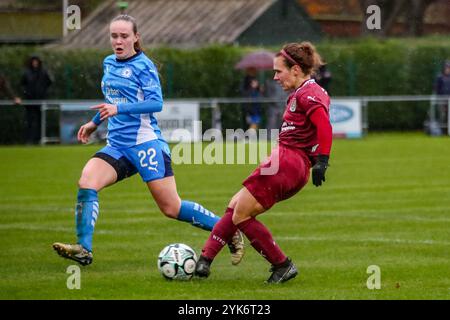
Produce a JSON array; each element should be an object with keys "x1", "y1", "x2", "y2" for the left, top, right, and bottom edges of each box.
[{"x1": 138, "y1": 148, "x2": 158, "y2": 172}]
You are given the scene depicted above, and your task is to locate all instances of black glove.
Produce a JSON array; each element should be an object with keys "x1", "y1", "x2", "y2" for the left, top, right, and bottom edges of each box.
[{"x1": 312, "y1": 155, "x2": 329, "y2": 187}]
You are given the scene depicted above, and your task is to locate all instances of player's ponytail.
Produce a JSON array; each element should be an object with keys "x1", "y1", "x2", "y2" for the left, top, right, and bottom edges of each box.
[
  {"x1": 111, "y1": 14, "x2": 143, "y2": 52},
  {"x1": 277, "y1": 42, "x2": 323, "y2": 76}
]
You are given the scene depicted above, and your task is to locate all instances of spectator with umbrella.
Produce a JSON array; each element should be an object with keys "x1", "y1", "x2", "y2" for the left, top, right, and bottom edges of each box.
[{"x1": 235, "y1": 51, "x2": 276, "y2": 132}]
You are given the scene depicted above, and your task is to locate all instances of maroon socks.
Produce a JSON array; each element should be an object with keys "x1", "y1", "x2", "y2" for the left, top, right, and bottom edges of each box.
[
  {"x1": 201, "y1": 207, "x2": 287, "y2": 266},
  {"x1": 201, "y1": 207, "x2": 237, "y2": 260},
  {"x1": 236, "y1": 217, "x2": 286, "y2": 266}
]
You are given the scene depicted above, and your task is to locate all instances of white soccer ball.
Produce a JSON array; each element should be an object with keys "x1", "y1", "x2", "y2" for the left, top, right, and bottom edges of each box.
[{"x1": 157, "y1": 243, "x2": 198, "y2": 280}]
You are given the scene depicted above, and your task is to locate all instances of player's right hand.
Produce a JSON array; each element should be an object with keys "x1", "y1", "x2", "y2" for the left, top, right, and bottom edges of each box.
[{"x1": 77, "y1": 121, "x2": 98, "y2": 144}]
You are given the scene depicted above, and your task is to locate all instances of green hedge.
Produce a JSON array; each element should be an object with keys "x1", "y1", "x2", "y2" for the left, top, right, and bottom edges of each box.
[{"x1": 0, "y1": 38, "x2": 449, "y2": 143}]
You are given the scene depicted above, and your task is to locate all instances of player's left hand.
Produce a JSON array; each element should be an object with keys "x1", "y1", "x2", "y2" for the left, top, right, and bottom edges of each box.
[
  {"x1": 90, "y1": 103, "x2": 118, "y2": 121},
  {"x1": 312, "y1": 155, "x2": 329, "y2": 187}
]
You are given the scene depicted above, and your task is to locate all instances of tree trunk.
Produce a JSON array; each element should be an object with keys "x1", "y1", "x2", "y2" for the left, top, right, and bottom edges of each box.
[{"x1": 406, "y1": 0, "x2": 437, "y2": 36}]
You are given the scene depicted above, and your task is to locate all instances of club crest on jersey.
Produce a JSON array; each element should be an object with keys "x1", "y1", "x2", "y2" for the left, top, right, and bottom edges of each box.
[
  {"x1": 121, "y1": 67, "x2": 132, "y2": 78},
  {"x1": 289, "y1": 99, "x2": 297, "y2": 112}
]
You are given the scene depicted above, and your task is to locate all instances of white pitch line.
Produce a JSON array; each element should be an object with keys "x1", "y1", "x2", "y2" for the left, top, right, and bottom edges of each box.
[
  {"x1": 269, "y1": 209, "x2": 450, "y2": 222},
  {"x1": 275, "y1": 235, "x2": 450, "y2": 246},
  {"x1": 1, "y1": 223, "x2": 448, "y2": 246},
  {"x1": 0, "y1": 224, "x2": 113, "y2": 234}
]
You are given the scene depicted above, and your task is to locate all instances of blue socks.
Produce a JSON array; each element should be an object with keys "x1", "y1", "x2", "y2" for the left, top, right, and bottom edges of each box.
[
  {"x1": 75, "y1": 193, "x2": 216, "y2": 251},
  {"x1": 177, "y1": 200, "x2": 220, "y2": 231},
  {"x1": 75, "y1": 188, "x2": 99, "y2": 252}
]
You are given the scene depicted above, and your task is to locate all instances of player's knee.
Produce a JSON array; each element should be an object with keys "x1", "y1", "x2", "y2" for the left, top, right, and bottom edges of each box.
[
  {"x1": 78, "y1": 175, "x2": 98, "y2": 190},
  {"x1": 232, "y1": 213, "x2": 245, "y2": 225},
  {"x1": 159, "y1": 203, "x2": 180, "y2": 219},
  {"x1": 78, "y1": 176, "x2": 90, "y2": 189},
  {"x1": 227, "y1": 198, "x2": 237, "y2": 209},
  {"x1": 232, "y1": 208, "x2": 250, "y2": 225},
  {"x1": 228, "y1": 190, "x2": 241, "y2": 208}
]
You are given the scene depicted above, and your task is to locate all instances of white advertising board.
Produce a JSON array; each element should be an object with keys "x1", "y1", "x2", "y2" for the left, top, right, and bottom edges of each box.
[
  {"x1": 60, "y1": 100, "x2": 201, "y2": 143},
  {"x1": 329, "y1": 99, "x2": 362, "y2": 138}
]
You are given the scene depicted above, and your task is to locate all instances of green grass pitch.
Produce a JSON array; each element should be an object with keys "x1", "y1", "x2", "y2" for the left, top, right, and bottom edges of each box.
[{"x1": 0, "y1": 133, "x2": 449, "y2": 299}]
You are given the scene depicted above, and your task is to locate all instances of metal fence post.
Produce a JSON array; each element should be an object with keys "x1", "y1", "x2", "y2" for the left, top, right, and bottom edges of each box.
[
  {"x1": 361, "y1": 97, "x2": 369, "y2": 135},
  {"x1": 448, "y1": 98, "x2": 450, "y2": 136},
  {"x1": 211, "y1": 99, "x2": 222, "y2": 132},
  {"x1": 40, "y1": 102, "x2": 47, "y2": 145}
]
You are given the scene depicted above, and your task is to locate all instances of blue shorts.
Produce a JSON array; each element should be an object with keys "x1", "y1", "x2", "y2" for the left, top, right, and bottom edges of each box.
[{"x1": 94, "y1": 140, "x2": 173, "y2": 183}]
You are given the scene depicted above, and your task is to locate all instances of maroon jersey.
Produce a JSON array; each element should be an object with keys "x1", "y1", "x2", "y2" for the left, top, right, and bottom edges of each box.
[{"x1": 278, "y1": 79, "x2": 330, "y2": 158}]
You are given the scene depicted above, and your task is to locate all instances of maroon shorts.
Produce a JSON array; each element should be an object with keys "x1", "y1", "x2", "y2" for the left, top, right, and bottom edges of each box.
[{"x1": 242, "y1": 144, "x2": 311, "y2": 210}]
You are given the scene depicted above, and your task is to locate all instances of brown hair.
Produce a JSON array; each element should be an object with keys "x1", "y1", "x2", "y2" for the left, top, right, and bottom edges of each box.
[
  {"x1": 111, "y1": 14, "x2": 142, "y2": 52},
  {"x1": 276, "y1": 42, "x2": 324, "y2": 76}
]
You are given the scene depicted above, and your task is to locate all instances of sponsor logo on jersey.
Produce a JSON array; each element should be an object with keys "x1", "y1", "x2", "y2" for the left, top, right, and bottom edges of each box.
[
  {"x1": 106, "y1": 87, "x2": 120, "y2": 95},
  {"x1": 280, "y1": 121, "x2": 295, "y2": 132},
  {"x1": 107, "y1": 96, "x2": 128, "y2": 105}
]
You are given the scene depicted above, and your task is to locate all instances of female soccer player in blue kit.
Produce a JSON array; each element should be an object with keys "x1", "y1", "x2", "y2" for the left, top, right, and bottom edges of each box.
[{"x1": 53, "y1": 15, "x2": 243, "y2": 266}]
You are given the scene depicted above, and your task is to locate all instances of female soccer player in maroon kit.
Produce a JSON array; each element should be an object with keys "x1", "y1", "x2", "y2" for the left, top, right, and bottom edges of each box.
[{"x1": 195, "y1": 42, "x2": 333, "y2": 283}]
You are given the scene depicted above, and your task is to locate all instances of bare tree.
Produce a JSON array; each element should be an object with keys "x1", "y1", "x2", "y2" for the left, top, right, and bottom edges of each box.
[{"x1": 405, "y1": 0, "x2": 437, "y2": 36}]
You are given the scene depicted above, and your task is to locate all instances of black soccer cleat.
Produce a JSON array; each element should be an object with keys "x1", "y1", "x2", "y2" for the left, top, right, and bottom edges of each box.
[
  {"x1": 266, "y1": 257, "x2": 298, "y2": 284},
  {"x1": 195, "y1": 255, "x2": 212, "y2": 278}
]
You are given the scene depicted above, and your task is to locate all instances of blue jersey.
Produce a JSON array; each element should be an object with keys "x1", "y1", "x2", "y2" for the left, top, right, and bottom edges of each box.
[{"x1": 94, "y1": 51, "x2": 166, "y2": 148}]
